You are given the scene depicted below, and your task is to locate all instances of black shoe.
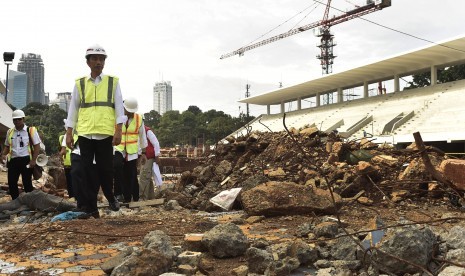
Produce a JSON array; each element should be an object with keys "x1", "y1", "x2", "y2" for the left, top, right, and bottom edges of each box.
[
  {"x1": 71, "y1": 207, "x2": 86, "y2": 212},
  {"x1": 115, "y1": 195, "x2": 124, "y2": 202},
  {"x1": 109, "y1": 199, "x2": 120, "y2": 211},
  {"x1": 77, "y1": 210, "x2": 100, "y2": 219}
]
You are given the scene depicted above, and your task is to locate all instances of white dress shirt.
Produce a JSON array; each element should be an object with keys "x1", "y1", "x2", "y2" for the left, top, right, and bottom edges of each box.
[
  {"x1": 66, "y1": 73, "x2": 125, "y2": 139},
  {"x1": 147, "y1": 129, "x2": 161, "y2": 157}
]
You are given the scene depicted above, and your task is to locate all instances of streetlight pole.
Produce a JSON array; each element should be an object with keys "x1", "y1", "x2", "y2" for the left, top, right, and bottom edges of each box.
[{"x1": 3, "y1": 52, "x2": 15, "y2": 104}]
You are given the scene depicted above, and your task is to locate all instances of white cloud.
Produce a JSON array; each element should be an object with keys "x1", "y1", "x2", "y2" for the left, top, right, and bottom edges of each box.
[{"x1": 2, "y1": 0, "x2": 465, "y2": 118}]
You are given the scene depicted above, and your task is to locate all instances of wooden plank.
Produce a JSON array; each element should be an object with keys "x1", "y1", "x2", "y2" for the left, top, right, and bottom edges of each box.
[{"x1": 128, "y1": 198, "x2": 165, "y2": 208}]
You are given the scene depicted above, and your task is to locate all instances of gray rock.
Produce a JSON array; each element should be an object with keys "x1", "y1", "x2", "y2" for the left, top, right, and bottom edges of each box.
[
  {"x1": 314, "y1": 222, "x2": 339, "y2": 238},
  {"x1": 438, "y1": 266, "x2": 465, "y2": 276},
  {"x1": 372, "y1": 224, "x2": 437, "y2": 275},
  {"x1": 444, "y1": 226, "x2": 465, "y2": 250},
  {"x1": 246, "y1": 247, "x2": 274, "y2": 274},
  {"x1": 201, "y1": 223, "x2": 249, "y2": 258},
  {"x1": 330, "y1": 236, "x2": 358, "y2": 261},
  {"x1": 445, "y1": 248, "x2": 465, "y2": 263}
]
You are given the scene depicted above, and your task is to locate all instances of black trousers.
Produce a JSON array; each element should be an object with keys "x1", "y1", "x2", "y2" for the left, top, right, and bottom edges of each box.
[
  {"x1": 7, "y1": 156, "x2": 34, "y2": 200},
  {"x1": 71, "y1": 153, "x2": 83, "y2": 208},
  {"x1": 78, "y1": 136, "x2": 114, "y2": 213},
  {"x1": 64, "y1": 166, "x2": 73, "y2": 198},
  {"x1": 71, "y1": 152, "x2": 115, "y2": 209},
  {"x1": 113, "y1": 152, "x2": 139, "y2": 202}
]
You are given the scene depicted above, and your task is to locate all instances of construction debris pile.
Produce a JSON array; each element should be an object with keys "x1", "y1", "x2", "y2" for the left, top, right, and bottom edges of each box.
[
  {"x1": 101, "y1": 127, "x2": 465, "y2": 275},
  {"x1": 1, "y1": 126, "x2": 465, "y2": 275},
  {"x1": 166, "y1": 126, "x2": 460, "y2": 212}
]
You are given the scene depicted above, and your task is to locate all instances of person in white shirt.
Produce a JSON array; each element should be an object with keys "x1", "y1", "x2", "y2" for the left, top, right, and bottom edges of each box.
[
  {"x1": 139, "y1": 121, "x2": 161, "y2": 200},
  {"x1": 65, "y1": 44, "x2": 124, "y2": 219},
  {"x1": 113, "y1": 97, "x2": 147, "y2": 203},
  {"x1": 0, "y1": 109, "x2": 41, "y2": 199}
]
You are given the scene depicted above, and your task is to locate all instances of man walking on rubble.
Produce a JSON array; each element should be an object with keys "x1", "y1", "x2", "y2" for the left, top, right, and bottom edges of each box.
[
  {"x1": 0, "y1": 109, "x2": 41, "y2": 200},
  {"x1": 65, "y1": 44, "x2": 123, "y2": 219},
  {"x1": 113, "y1": 97, "x2": 147, "y2": 203}
]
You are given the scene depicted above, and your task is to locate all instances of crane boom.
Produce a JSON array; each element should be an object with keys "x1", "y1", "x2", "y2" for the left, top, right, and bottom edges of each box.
[{"x1": 220, "y1": 0, "x2": 391, "y2": 60}]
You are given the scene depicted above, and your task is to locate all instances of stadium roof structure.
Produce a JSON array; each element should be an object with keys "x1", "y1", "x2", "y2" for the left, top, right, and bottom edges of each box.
[{"x1": 239, "y1": 35, "x2": 465, "y2": 106}]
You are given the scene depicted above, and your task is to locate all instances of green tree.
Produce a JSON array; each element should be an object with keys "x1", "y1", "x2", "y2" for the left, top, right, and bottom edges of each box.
[
  {"x1": 143, "y1": 110, "x2": 161, "y2": 129},
  {"x1": 156, "y1": 110, "x2": 182, "y2": 147},
  {"x1": 404, "y1": 64, "x2": 465, "y2": 90},
  {"x1": 22, "y1": 103, "x2": 67, "y2": 155},
  {"x1": 187, "y1": 105, "x2": 202, "y2": 116}
]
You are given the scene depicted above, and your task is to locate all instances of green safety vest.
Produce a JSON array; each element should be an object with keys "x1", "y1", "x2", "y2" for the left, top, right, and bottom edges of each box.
[
  {"x1": 59, "y1": 133, "x2": 78, "y2": 167},
  {"x1": 115, "y1": 113, "x2": 142, "y2": 154},
  {"x1": 76, "y1": 75, "x2": 118, "y2": 136}
]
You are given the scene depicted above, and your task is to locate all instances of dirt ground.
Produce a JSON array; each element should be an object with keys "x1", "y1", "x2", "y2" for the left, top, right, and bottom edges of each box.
[
  {"x1": 1, "y1": 151, "x2": 465, "y2": 276},
  {"x1": 0, "y1": 178, "x2": 463, "y2": 275}
]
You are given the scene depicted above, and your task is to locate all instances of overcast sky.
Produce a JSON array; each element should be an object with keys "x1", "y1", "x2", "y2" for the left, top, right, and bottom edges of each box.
[{"x1": 1, "y1": 0, "x2": 464, "y2": 117}]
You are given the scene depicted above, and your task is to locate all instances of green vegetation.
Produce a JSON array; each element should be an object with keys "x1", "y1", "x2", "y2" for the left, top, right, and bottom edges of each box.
[
  {"x1": 15, "y1": 103, "x2": 254, "y2": 155},
  {"x1": 404, "y1": 64, "x2": 465, "y2": 89},
  {"x1": 22, "y1": 102, "x2": 68, "y2": 155},
  {"x1": 143, "y1": 106, "x2": 254, "y2": 147}
]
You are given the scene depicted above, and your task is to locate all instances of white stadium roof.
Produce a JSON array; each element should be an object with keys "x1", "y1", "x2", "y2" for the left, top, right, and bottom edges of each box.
[{"x1": 239, "y1": 35, "x2": 465, "y2": 105}]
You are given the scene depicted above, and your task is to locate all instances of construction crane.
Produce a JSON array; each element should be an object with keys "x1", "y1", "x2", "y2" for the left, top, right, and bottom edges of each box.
[{"x1": 220, "y1": 0, "x2": 391, "y2": 74}]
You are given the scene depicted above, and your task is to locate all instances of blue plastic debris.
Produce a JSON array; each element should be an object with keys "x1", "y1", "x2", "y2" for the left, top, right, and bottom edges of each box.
[{"x1": 51, "y1": 211, "x2": 86, "y2": 222}]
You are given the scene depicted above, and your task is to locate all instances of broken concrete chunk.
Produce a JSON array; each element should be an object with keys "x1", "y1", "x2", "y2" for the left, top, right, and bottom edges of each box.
[
  {"x1": 241, "y1": 181, "x2": 342, "y2": 216},
  {"x1": 439, "y1": 159, "x2": 465, "y2": 190}
]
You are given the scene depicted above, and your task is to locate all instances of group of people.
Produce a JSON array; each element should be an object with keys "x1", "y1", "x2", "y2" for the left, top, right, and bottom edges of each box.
[{"x1": 1, "y1": 44, "x2": 161, "y2": 219}]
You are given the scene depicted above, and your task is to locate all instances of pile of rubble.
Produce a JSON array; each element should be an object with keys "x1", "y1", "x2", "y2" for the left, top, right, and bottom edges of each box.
[
  {"x1": 165, "y1": 127, "x2": 462, "y2": 212},
  {"x1": 101, "y1": 127, "x2": 465, "y2": 275}
]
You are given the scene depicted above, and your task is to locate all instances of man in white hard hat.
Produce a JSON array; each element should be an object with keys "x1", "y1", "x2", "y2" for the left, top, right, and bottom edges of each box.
[
  {"x1": 0, "y1": 110, "x2": 41, "y2": 199},
  {"x1": 113, "y1": 97, "x2": 147, "y2": 203},
  {"x1": 65, "y1": 44, "x2": 124, "y2": 219}
]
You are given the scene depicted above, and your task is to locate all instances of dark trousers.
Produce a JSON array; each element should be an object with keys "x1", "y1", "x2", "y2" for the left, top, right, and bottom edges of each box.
[
  {"x1": 7, "y1": 156, "x2": 34, "y2": 200},
  {"x1": 113, "y1": 152, "x2": 139, "y2": 202},
  {"x1": 64, "y1": 166, "x2": 73, "y2": 198},
  {"x1": 71, "y1": 153, "x2": 83, "y2": 208},
  {"x1": 71, "y1": 153, "x2": 115, "y2": 209},
  {"x1": 78, "y1": 136, "x2": 114, "y2": 213}
]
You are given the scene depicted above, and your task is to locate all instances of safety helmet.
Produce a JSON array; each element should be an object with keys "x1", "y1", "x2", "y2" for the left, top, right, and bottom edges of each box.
[
  {"x1": 85, "y1": 44, "x2": 107, "y2": 58},
  {"x1": 12, "y1": 109, "x2": 25, "y2": 119},
  {"x1": 123, "y1": 97, "x2": 138, "y2": 113}
]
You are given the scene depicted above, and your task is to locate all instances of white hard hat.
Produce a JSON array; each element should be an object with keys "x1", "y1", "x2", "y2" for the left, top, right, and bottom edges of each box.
[
  {"x1": 123, "y1": 97, "x2": 138, "y2": 113},
  {"x1": 12, "y1": 109, "x2": 25, "y2": 119},
  {"x1": 85, "y1": 44, "x2": 107, "y2": 58}
]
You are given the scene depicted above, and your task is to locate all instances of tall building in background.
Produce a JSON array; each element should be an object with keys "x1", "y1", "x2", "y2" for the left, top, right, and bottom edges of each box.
[
  {"x1": 17, "y1": 53, "x2": 45, "y2": 104},
  {"x1": 7, "y1": 70, "x2": 29, "y2": 109},
  {"x1": 153, "y1": 81, "x2": 172, "y2": 115},
  {"x1": 50, "y1": 92, "x2": 71, "y2": 111}
]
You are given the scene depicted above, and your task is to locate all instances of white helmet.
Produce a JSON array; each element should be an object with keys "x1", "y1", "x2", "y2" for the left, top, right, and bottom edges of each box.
[
  {"x1": 85, "y1": 44, "x2": 107, "y2": 58},
  {"x1": 12, "y1": 109, "x2": 25, "y2": 119},
  {"x1": 123, "y1": 97, "x2": 138, "y2": 113}
]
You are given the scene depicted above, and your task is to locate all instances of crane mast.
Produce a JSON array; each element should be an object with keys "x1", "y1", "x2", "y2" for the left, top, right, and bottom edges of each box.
[{"x1": 220, "y1": 0, "x2": 391, "y2": 74}]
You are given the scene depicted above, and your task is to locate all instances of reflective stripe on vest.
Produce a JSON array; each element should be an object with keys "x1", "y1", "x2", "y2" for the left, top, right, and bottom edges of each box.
[
  {"x1": 115, "y1": 113, "x2": 142, "y2": 154},
  {"x1": 76, "y1": 75, "x2": 118, "y2": 136}
]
